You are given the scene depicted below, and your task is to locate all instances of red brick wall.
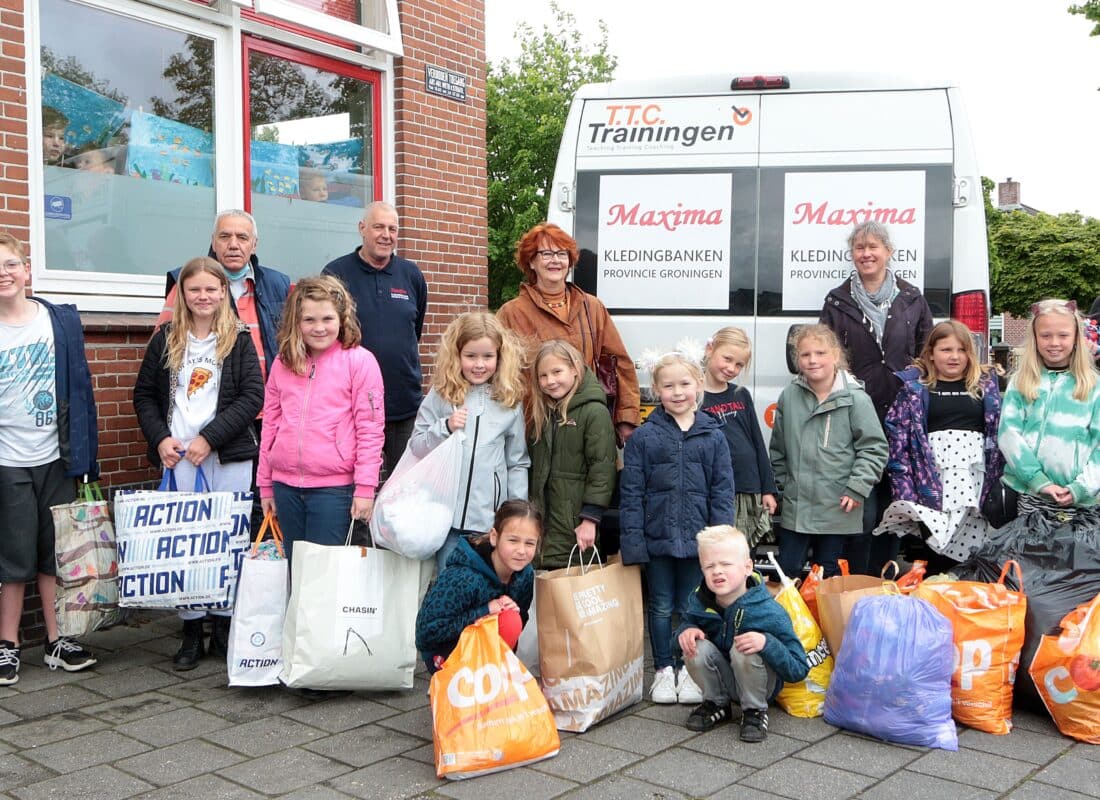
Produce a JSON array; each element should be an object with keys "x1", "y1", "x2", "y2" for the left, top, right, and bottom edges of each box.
[
  {"x1": 395, "y1": 0, "x2": 488, "y2": 379},
  {"x1": 0, "y1": 0, "x2": 29, "y2": 240}
]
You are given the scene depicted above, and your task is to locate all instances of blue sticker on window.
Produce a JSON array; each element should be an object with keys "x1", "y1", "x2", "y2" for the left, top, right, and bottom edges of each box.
[{"x1": 44, "y1": 195, "x2": 72, "y2": 220}]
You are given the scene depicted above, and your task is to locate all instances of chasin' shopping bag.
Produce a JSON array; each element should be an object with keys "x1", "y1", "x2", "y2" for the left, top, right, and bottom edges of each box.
[
  {"x1": 114, "y1": 468, "x2": 251, "y2": 609},
  {"x1": 227, "y1": 514, "x2": 288, "y2": 687},
  {"x1": 536, "y1": 549, "x2": 644, "y2": 731},
  {"x1": 51, "y1": 480, "x2": 122, "y2": 637}
]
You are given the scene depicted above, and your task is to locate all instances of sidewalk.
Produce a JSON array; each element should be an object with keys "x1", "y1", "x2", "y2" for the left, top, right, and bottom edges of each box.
[{"x1": 0, "y1": 614, "x2": 1095, "y2": 800}]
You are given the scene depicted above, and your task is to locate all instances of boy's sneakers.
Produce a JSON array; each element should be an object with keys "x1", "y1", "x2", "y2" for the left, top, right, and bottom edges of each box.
[
  {"x1": 740, "y1": 707, "x2": 769, "y2": 742},
  {"x1": 650, "y1": 666, "x2": 677, "y2": 703},
  {"x1": 686, "y1": 700, "x2": 732, "y2": 732},
  {"x1": 676, "y1": 666, "x2": 703, "y2": 704},
  {"x1": 0, "y1": 640, "x2": 20, "y2": 685},
  {"x1": 44, "y1": 637, "x2": 97, "y2": 672}
]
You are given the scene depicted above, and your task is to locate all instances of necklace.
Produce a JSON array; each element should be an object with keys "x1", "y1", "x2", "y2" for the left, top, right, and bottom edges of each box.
[{"x1": 543, "y1": 297, "x2": 567, "y2": 309}]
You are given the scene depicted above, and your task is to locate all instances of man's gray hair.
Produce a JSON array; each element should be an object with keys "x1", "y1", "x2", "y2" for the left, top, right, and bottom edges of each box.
[
  {"x1": 361, "y1": 200, "x2": 398, "y2": 224},
  {"x1": 214, "y1": 209, "x2": 259, "y2": 240}
]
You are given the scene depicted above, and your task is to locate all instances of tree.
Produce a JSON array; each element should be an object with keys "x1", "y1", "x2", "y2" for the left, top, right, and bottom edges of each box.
[
  {"x1": 990, "y1": 210, "x2": 1100, "y2": 316},
  {"x1": 151, "y1": 35, "x2": 215, "y2": 132},
  {"x1": 486, "y1": 3, "x2": 617, "y2": 308},
  {"x1": 983, "y1": 177, "x2": 1006, "y2": 310},
  {"x1": 1069, "y1": 1, "x2": 1100, "y2": 36},
  {"x1": 40, "y1": 46, "x2": 128, "y2": 105}
]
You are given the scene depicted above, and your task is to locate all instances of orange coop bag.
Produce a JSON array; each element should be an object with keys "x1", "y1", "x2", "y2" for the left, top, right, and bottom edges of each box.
[
  {"x1": 429, "y1": 614, "x2": 560, "y2": 779},
  {"x1": 895, "y1": 559, "x2": 927, "y2": 594},
  {"x1": 768, "y1": 553, "x2": 834, "y2": 717},
  {"x1": 913, "y1": 561, "x2": 1026, "y2": 735},
  {"x1": 1029, "y1": 590, "x2": 1100, "y2": 744},
  {"x1": 799, "y1": 564, "x2": 824, "y2": 625}
]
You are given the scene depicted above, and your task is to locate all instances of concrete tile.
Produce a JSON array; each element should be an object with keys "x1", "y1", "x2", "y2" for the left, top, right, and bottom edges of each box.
[
  {"x1": 0, "y1": 755, "x2": 56, "y2": 793},
  {"x1": 125, "y1": 773, "x2": 264, "y2": 800},
  {"x1": 278, "y1": 788, "x2": 357, "y2": 800},
  {"x1": 83, "y1": 645, "x2": 161, "y2": 675},
  {"x1": 5, "y1": 664, "x2": 86, "y2": 694},
  {"x1": 82, "y1": 623, "x2": 162, "y2": 650},
  {"x1": 1071, "y1": 742, "x2": 1100, "y2": 763},
  {"x1": 20, "y1": 730, "x2": 149, "y2": 774},
  {"x1": 216, "y1": 747, "x2": 350, "y2": 795},
  {"x1": 575, "y1": 714, "x2": 694, "y2": 756},
  {"x1": 78, "y1": 665, "x2": 182, "y2": 698},
  {"x1": 0, "y1": 712, "x2": 107, "y2": 748},
  {"x1": 957, "y1": 726, "x2": 1072, "y2": 764},
  {"x1": 303, "y1": 724, "x2": 425, "y2": 768},
  {"x1": 766, "y1": 711, "x2": 838, "y2": 742},
  {"x1": 134, "y1": 635, "x2": 186, "y2": 658},
  {"x1": 436, "y1": 765, "x2": 576, "y2": 799},
  {"x1": 401, "y1": 743, "x2": 436, "y2": 766},
  {"x1": 369, "y1": 683, "x2": 431, "y2": 713},
  {"x1": 82, "y1": 691, "x2": 189, "y2": 724},
  {"x1": 156, "y1": 672, "x2": 229, "y2": 702},
  {"x1": 373, "y1": 706, "x2": 433, "y2": 741},
  {"x1": 0, "y1": 686, "x2": 104, "y2": 720},
  {"x1": 282, "y1": 695, "x2": 400, "y2": 732},
  {"x1": 1010, "y1": 707, "x2": 1064, "y2": 737},
  {"x1": 1005, "y1": 782, "x2": 1098, "y2": 800},
  {"x1": 706, "y1": 785, "x2": 795, "y2": 800},
  {"x1": 197, "y1": 686, "x2": 310, "y2": 723},
  {"x1": 115, "y1": 706, "x2": 234, "y2": 747},
  {"x1": 739, "y1": 756, "x2": 876, "y2": 800},
  {"x1": 683, "y1": 727, "x2": 807, "y2": 768},
  {"x1": 623, "y1": 747, "x2": 749, "y2": 796},
  {"x1": 909, "y1": 745, "x2": 1036, "y2": 792},
  {"x1": 632, "y1": 702, "x2": 693, "y2": 726},
  {"x1": 558, "y1": 775, "x2": 687, "y2": 800},
  {"x1": 858, "y1": 770, "x2": 998, "y2": 800},
  {"x1": 328, "y1": 757, "x2": 443, "y2": 799},
  {"x1": 114, "y1": 739, "x2": 245, "y2": 786},
  {"x1": 528, "y1": 737, "x2": 642, "y2": 784},
  {"x1": 204, "y1": 715, "x2": 326, "y2": 757},
  {"x1": 147, "y1": 652, "x2": 228, "y2": 679},
  {"x1": 1034, "y1": 753, "x2": 1100, "y2": 798},
  {"x1": 795, "y1": 732, "x2": 922, "y2": 778},
  {"x1": 10, "y1": 764, "x2": 152, "y2": 800}
]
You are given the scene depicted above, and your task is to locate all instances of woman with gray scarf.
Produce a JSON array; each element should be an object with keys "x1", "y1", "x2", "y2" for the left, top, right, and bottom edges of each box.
[{"x1": 819, "y1": 221, "x2": 933, "y2": 574}]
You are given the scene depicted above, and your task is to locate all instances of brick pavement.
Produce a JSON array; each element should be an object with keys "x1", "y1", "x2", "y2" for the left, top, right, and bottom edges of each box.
[{"x1": 0, "y1": 614, "x2": 1096, "y2": 800}]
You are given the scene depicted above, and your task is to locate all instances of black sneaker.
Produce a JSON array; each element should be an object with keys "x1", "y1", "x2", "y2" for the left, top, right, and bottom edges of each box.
[
  {"x1": 0, "y1": 640, "x2": 20, "y2": 685},
  {"x1": 686, "y1": 700, "x2": 732, "y2": 732},
  {"x1": 44, "y1": 637, "x2": 97, "y2": 672},
  {"x1": 740, "y1": 708, "x2": 768, "y2": 743}
]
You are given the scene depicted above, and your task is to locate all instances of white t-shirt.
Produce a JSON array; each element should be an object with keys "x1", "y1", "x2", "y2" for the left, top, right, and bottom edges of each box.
[
  {"x1": 0, "y1": 302, "x2": 59, "y2": 467},
  {"x1": 170, "y1": 332, "x2": 221, "y2": 445}
]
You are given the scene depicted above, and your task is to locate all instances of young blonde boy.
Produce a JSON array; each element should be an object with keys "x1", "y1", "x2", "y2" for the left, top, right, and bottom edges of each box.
[{"x1": 675, "y1": 526, "x2": 807, "y2": 742}]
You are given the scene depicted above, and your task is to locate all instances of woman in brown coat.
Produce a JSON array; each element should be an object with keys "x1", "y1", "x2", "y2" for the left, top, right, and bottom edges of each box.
[{"x1": 497, "y1": 223, "x2": 641, "y2": 443}]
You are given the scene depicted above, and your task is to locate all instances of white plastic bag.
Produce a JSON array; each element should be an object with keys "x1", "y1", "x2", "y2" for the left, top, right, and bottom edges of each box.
[{"x1": 371, "y1": 431, "x2": 465, "y2": 560}]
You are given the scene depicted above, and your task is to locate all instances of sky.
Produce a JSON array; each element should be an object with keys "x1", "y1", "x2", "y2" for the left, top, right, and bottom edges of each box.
[{"x1": 485, "y1": 0, "x2": 1100, "y2": 219}]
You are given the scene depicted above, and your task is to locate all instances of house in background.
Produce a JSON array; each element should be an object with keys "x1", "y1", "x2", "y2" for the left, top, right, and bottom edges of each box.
[{"x1": 989, "y1": 177, "x2": 1041, "y2": 350}]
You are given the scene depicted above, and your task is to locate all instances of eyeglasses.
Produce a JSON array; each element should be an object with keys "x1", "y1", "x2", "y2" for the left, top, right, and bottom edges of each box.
[
  {"x1": 537, "y1": 250, "x2": 570, "y2": 262},
  {"x1": 0, "y1": 260, "x2": 24, "y2": 274}
]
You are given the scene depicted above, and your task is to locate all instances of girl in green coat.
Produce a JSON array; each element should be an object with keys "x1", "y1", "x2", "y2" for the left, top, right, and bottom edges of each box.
[
  {"x1": 528, "y1": 341, "x2": 617, "y2": 569},
  {"x1": 769, "y1": 325, "x2": 888, "y2": 579}
]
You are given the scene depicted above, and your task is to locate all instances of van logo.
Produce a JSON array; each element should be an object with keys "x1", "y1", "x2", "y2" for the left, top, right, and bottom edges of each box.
[
  {"x1": 606, "y1": 202, "x2": 724, "y2": 231},
  {"x1": 791, "y1": 201, "x2": 917, "y2": 227},
  {"x1": 732, "y1": 106, "x2": 753, "y2": 126}
]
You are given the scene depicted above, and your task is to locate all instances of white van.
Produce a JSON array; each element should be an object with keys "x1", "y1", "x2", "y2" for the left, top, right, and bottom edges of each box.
[{"x1": 547, "y1": 72, "x2": 990, "y2": 432}]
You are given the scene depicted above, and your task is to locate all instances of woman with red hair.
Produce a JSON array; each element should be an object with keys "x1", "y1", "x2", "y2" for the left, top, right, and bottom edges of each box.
[{"x1": 497, "y1": 223, "x2": 641, "y2": 443}]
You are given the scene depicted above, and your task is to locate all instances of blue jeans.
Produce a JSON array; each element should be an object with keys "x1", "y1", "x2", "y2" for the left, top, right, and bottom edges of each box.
[
  {"x1": 777, "y1": 528, "x2": 848, "y2": 579},
  {"x1": 272, "y1": 483, "x2": 353, "y2": 563},
  {"x1": 646, "y1": 556, "x2": 702, "y2": 671}
]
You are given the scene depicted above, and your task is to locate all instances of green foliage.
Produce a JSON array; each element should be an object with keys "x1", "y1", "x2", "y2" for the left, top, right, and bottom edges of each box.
[
  {"x1": 983, "y1": 177, "x2": 1005, "y2": 309},
  {"x1": 486, "y1": 2, "x2": 617, "y2": 308},
  {"x1": 41, "y1": 46, "x2": 127, "y2": 104},
  {"x1": 1069, "y1": 1, "x2": 1100, "y2": 35},
  {"x1": 990, "y1": 209, "x2": 1100, "y2": 316}
]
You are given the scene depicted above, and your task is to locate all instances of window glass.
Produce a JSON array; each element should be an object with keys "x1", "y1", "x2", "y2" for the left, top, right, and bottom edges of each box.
[
  {"x1": 39, "y1": 0, "x2": 217, "y2": 275},
  {"x1": 247, "y1": 45, "x2": 376, "y2": 278},
  {"x1": 279, "y1": 0, "x2": 388, "y2": 31}
]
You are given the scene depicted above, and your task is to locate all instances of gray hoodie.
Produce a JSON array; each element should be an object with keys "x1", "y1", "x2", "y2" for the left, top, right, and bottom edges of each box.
[{"x1": 408, "y1": 383, "x2": 529, "y2": 533}]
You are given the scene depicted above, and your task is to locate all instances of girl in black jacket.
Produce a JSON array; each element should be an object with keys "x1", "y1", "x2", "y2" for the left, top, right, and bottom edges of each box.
[{"x1": 133, "y1": 256, "x2": 264, "y2": 670}]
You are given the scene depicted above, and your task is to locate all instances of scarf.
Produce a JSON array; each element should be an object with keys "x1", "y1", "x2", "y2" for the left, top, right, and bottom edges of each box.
[{"x1": 850, "y1": 269, "x2": 899, "y2": 344}]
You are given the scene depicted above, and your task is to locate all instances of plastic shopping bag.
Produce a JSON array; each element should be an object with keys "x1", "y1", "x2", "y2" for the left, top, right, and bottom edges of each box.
[
  {"x1": 227, "y1": 514, "x2": 288, "y2": 687},
  {"x1": 823, "y1": 592, "x2": 957, "y2": 750},
  {"x1": 371, "y1": 432, "x2": 465, "y2": 560},
  {"x1": 799, "y1": 564, "x2": 824, "y2": 625},
  {"x1": 1029, "y1": 591, "x2": 1100, "y2": 744},
  {"x1": 51, "y1": 480, "x2": 122, "y2": 637},
  {"x1": 430, "y1": 614, "x2": 560, "y2": 779},
  {"x1": 913, "y1": 561, "x2": 1026, "y2": 734},
  {"x1": 768, "y1": 553, "x2": 833, "y2": 717}
]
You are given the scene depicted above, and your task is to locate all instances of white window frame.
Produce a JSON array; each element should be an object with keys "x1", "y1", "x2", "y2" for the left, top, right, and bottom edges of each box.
[{"x1": 250, "y1": 0, "x2": 402, "y2": 56}]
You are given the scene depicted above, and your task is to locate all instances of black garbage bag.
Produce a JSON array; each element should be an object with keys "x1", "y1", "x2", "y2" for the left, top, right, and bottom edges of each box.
[{"x1": 956, "y1": 508, "x2": 1100, "y2": 710}]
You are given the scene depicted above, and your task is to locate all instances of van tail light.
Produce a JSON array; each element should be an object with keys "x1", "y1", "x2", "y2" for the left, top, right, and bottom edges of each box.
[{"x1": 952, "y1": 290, "x2": 990, "y2": 358}]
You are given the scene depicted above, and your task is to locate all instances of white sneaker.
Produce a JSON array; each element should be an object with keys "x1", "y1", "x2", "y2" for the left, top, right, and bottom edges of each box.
[
  {"x1": 651, "y1": 666, "x2": 677, "y2": 703},
  {"x1": 676, "y1": 666, "x2": 703, "y2": 704}
]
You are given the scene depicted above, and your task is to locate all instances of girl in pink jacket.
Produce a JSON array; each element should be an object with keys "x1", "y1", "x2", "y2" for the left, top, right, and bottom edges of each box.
[{"x1": 258, "y1": 276, "x2": 385, "y2": 558}]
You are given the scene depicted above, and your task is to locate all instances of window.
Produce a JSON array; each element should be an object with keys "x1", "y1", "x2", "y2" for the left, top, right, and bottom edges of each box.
[{"x1": 38, "y1": 0, "x2": 220, "y2": 279}]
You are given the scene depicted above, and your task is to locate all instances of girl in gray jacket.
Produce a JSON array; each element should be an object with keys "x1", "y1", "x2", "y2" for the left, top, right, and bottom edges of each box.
[{"x1": 769, "y1": 325, "x2": 888, "y2": 580}]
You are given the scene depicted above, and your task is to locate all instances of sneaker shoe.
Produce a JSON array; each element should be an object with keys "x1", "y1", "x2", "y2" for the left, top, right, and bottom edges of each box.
[
  {"x1": 650, "y1": 666, "x2": 677, "y2": 704},
  {"x1": 0, "y1": 640, "x2": 20, "y2": 685},
  {"x1": 44, "y1": 637, "x2": 97, "y2": 672},
  {"x1": 686, "y1": 700, "x2": 732, "y2": 732},
  {"x1": 740, "y1": 707, "x2": 769, "y2": 743},
  {"x1": 676, "y1": 666, "x2": 703, "y2": 704}
]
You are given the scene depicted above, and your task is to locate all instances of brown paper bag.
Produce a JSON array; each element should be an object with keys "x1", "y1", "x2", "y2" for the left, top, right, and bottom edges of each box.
[
  {"x1": 816, "y1": 560, "x2": 897, "y2": 657},
  {"x1": 536, "y1": 550, "x2": 644, "y2": 732}
]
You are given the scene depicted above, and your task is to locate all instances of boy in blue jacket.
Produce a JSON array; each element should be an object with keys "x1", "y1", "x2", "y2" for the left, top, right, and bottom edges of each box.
[{"x1": 675, "y1": 525, "x2": 808, "y2": 742}]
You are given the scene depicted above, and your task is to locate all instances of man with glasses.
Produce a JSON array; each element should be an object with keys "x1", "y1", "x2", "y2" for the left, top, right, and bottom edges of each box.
[{"x1": 323, "y1": 201, "x2": 428, "y2": 477}]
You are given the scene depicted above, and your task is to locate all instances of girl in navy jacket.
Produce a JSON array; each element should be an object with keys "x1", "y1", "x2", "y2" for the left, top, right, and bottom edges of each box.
[{"x1": 620, "y1": 352, "x2": 735, "y2": 705}]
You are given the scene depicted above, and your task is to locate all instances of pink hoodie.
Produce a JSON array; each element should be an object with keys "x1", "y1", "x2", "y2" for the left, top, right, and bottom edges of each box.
[{"x1": 258, "y1": 344, "x2": 385, "y2": 498}]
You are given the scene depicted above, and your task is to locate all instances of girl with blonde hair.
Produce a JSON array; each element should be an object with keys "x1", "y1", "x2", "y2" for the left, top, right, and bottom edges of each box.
[{"x1": 408, "y1": 311, "x2": 531, "y2": 572}]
